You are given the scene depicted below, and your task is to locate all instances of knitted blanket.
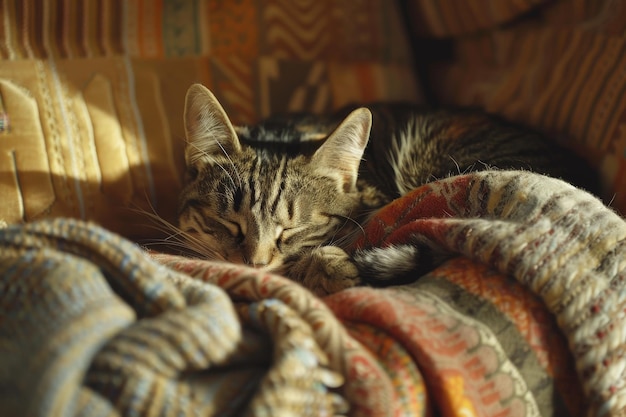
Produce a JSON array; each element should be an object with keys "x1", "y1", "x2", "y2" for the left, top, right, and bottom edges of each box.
[{"x1": 1, "y1": 171, "x2": 625, "y2": 417}]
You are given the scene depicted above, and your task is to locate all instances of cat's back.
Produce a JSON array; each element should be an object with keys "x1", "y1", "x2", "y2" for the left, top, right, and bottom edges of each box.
[
  {"x1": 236, "y1": 113, "x2": 336, "y2": 152},
  {"x1": 354, "y1": 103, "x2": 599, "y2": 199},
  {"x1": 244, "y1": 103, "x2": 598, "y2": 201}
]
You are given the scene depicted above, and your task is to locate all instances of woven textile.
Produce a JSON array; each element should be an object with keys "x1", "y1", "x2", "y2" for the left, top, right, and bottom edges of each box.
[
  {"x1": 152, "y1": 170, "x2": 626, "y2": 416},
  {"x1": 406, "y1": 0, "x2": 626, "y2": 214},
  {"x1": 0, "y1": 0, "x2": 421, "y2": 238},
  {"x1": 2, "y1": 1, "x2": 626, "y2": 415},
  {"x1": 349, "y1": 170, "x2": 626, "y2": 415},
  {"x1": 3, "y1": 170, "x2": 625, "y2": 416},
  {"x1": 0, "y1": 218, "x2": 346, "y2": 417}
]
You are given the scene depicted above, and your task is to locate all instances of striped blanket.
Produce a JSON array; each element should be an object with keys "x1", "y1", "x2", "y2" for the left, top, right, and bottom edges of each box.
[{"x1": 1, "y1": 170, "x2": 625, "y2": 417}]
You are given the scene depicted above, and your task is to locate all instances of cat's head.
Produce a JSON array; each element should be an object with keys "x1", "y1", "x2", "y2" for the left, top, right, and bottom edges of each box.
[{"x1": 177, "y1": 83, "x2": 372, "y2": 271}]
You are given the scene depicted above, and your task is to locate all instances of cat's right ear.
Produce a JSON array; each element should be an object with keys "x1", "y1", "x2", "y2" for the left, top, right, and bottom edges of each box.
[
  {"x1": 311, "y1": 108, "x2": 372, "y2": 193},
  {"x1": 184, "y1": 84, "x2": 241, "y2": 166}
]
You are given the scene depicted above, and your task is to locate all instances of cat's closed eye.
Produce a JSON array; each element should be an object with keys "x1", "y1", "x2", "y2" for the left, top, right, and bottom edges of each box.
[
  {"x1": 275, "y1": 227, "x2": 286, "y2": 248},
  {"x1": 185, "y1": 226, "x2": 215, "y2": 237},
  {"x1": 226, "y1": 221, "x2": 244, "y2": 243},
  {"x1": 277, "y1": 226, "x2": 304, "y2": 247}
]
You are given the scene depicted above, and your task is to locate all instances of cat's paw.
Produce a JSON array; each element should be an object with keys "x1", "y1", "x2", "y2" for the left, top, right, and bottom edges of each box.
[{"x1": 291, "y1": 246, "x2": 361, "y2": 296}]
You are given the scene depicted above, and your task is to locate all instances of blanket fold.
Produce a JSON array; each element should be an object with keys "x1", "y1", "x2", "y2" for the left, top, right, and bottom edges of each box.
[
  {"x1": 0, "y1": 219, "x2": 342, "y2": 417},
  {"x1": 1, "y1": 171, "x2": 625, "y2": 416},
  {"x1": 351, "y1": 171, "x2": 626, "y2": 416}
]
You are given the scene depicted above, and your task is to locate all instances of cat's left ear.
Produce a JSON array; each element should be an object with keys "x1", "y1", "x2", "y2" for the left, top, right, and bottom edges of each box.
[
  {"x1": 183, "y1": 83, "x2": 241, "y2": 166},
  {"x1": 312, "y1": 108, "x2": 372, "y2": 192}
]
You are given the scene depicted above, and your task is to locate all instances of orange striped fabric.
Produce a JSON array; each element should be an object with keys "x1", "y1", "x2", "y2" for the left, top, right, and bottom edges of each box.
[
  {"x1": 406, "y1": 0, "x2": 549, "y2": 37},
  {"x1": 0, "y1": 0, "x2": 417, "y2": 62},
  {"x1": 407, "y1": 0, "x2": 626, "y2": 215}
]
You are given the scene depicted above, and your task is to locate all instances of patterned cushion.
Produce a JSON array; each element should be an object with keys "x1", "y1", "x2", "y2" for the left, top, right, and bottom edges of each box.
[{"x1": 406, "y1": 0, "x2": 626, "y2": 215}]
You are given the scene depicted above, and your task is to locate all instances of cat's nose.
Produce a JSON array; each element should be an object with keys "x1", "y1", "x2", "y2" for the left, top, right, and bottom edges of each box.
[
  {"x1": 246, "y1": 252, "x2": 273, "y2": 269},
  {"x1": 247, "y1": 257, "x2": 271, "y2": 268},
  {"x1": 245, "y1": 243, "x2": 276, "y2": 269}
]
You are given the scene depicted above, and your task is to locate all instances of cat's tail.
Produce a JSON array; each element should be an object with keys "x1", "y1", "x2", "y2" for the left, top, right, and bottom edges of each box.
[{"x1": 352, "y1": 238, "x2": 450, "y2": 287}]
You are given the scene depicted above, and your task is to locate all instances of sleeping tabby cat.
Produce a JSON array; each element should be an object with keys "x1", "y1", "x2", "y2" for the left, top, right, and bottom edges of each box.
[{"x1": 178, "y1": 83, "x2": 595, "y2": 295}]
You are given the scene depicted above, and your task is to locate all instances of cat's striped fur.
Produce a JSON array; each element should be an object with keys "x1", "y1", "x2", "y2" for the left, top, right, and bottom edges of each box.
[{"x1": 178, "y1": 84, "x2": 595, "y2": 294}]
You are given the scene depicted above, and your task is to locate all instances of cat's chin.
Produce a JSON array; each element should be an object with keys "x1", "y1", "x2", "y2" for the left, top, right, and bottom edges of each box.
[
  {"x1": 258, "y1": 262, "x2": 286, "y2": 275},
  {"x1": 258, "y1": 262, "x2": 289, "y2": 276}
]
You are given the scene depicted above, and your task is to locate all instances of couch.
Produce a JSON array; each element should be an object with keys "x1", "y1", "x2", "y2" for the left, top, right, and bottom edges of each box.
[{"x1": 1, "y1": 1, "x2": 625, "y2": 416}]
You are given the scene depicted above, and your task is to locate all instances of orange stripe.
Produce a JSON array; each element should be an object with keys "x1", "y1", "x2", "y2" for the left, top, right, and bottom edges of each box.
[
  {"x1": 19, "y1": 0, "x2": 33, "y2": 57},
  {"x1": 59, "y1": 0, "x2": 70, "y2": 58},
  {"x1": 585, "y1": 42, "x2": 626, "y2": 150},
  {"x1": 0, "y1": 0, "x2": 20, "y2": 58},
  {"x1": 153, "y1": 0, "x2": 164, "y2": 57},
  {"x1": 82, "y1": 0, "x2": 97, "y2": 56},
  {"x1": 0, "y1": 2, "x2": 7, "y2": 58},
  {"x1": 93, "y1": 0, "x2": 104, "y2": 56},
  {"x1": 574, "y1": 39, "x2": 626, "y2": 149},
  {"x1": 135, "y1": 0, "x2": 143, "y2": 57},
  {"x1": 81, "y1": 0, "x2": 91, "y2": 56},
  {"x1": 553, "y1": 34, "x2": 604, "y2": 134},
  {"x1": 123, "y1": 0, "x2": 137, "y2": 55},
  {"x1": 110, "y1": 0, "x2": 123, "y2": 55},
  {"x1": 100, "y1": 0, "x2": 111, "y2": 55},
  {"x1": 531, "y1": 30, "x2": 589, "y2": 131},
  {"x1": 48, "y1": 0, "x2": 57, "y2": 58},
  {"x1": 487, "y1": 32, "x2": 537, "y2": 112},
  {"x1": 63, "y1": 0, "x2": 75, "y2": 58},
  {"x1": 501, "y1": 29, "x2": 556, "y2": 118},
  {"x1": 75, "y1": 0, "x2": 87, "y2": 56}
]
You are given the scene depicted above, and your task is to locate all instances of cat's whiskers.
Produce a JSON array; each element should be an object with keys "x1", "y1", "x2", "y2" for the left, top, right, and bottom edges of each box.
[
  {"x1": 449, "y1": 155, "x2": 462, "y2": 175},
  {"x1": 131, "y1": 206, "x2": 225, "y2": 260},
  {"x1": 327, "y1": 213, "x2": 366, "y2": 248},
  {"x1": 165, "y1": 229, "x2": 226, "y2": 260},
  {"x1": 143, "y1": 239, "x2": 205, "y2": 258},
  {"x1": 212, "y1": 159, "x2": 239, "y2": 191},
  {"x1": 215, "y1": 140, "x2": 243, "y2": 188},
  {"x1": 188, "y1": 140, "x2": 241, "y2": 190},
  {"x1": 427, "y1": 173, "x2": 440, "y2": 183}
]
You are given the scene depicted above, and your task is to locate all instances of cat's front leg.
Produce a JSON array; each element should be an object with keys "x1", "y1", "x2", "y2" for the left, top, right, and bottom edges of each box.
[{"x1": 286, "y1": 246, "x2": 361, "y2": 296}]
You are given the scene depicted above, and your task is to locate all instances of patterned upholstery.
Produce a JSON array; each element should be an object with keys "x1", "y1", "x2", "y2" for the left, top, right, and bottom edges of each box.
[
  {"x1": 0, "y1": 0, "x2": 421, "y2": 238},
  {"x1": 2, "y1": 1, "x2": 626, "y2": 416},
  {"x1": 406, "y1": 0, "x2": 626, "y2": 214}
]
